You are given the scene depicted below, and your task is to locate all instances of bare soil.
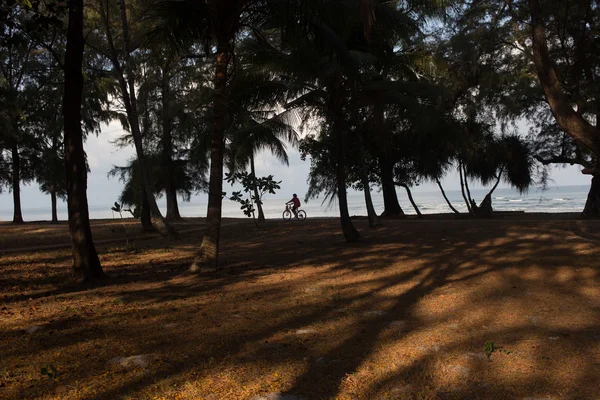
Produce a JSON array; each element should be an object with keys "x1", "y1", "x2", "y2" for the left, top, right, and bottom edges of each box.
[{"x1": 0, "y1": 215, "x2": 599, "y2": 399}]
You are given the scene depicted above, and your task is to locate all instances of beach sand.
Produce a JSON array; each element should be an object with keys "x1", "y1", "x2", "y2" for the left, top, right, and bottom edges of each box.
[{"x1": 0, "y1": 214, "x2": 599, "y2": 399}]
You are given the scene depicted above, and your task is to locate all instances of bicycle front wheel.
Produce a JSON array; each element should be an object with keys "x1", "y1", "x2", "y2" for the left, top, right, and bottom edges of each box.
[
  {"x1": 282, "y1": 210, "x2": 292, "y2": 221},
  {"x1": 297, "y1": 210, "x2": 307, "y2": 221}
]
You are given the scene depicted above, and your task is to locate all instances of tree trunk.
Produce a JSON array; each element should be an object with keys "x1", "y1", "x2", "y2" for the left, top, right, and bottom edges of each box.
[
  {"x1": 380, "y1": 160, "x2": 404, "y2": 217},
  {"x1": 250, "y1": 155, "x2": 265, "y2": 222},
  {"x1": 436, "y1": 179, "x2": 460, "y2": 214},
  {"x1": 161, "y1": 67, "x2": 182, "y2": 221},
  {"x1": 329, "y1": 74, "x2": 359, "y2": 242},
  {"x1": 166, "y1": 188, "x2": 181, "y2": 220},
  {"x1": 529, "y1": 0, "x2": 600, "y2": 155},
  {"x1": 401, "y1": 184, "x2": 422, "y2": 218},
  {"x1": 373, "y1": 103, "x2": 403, "y2": 218},
  {"x1": 458, "y1": 161, "x2": 472, "y2": 214},
  {"x1": 335, "y1": 125, "x2": 360, "y2": 242},
  {"x1": 190, "y1": 40, "x2": 230, "y2": 272},
  {"x1": 582, "y1": 175, "x2": 600, "y2": 218},
  {"x1": 50, "y1": 186, "x2": 58, "y2": 223},
  {"x1": 63, "y1": 0, "x2": 104, "y2": 281},
  {"x1": 463, "y1": 164, "x2": 474, "y2": 206},
  {"x1": 140, "y1": 185, "x2": 154, "y2": 232},
  {"x1": 103, "y1": 0, "x2": 176, "y2": 237},
  {"x1": 11, "y1": 144, "x2": 23, "y2": 224},
  {"x1": 361, "y1": 173, "x2": 380, "y2": 228}
]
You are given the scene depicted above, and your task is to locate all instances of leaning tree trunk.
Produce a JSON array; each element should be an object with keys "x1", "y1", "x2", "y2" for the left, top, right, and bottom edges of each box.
[
  {"x1": 11, "y1": 144, "x2": 23, "y2": 224},
  {"x1": 436, "y1": 179, "x2": 460, "y2": 214},
  {"x1": 50, "y1": 185, "x2": 58, "y2": 223},
  {"x1": 190, "y1": 40, "x2": 230, "y2": 272},
  {"x1": 361, "y1": 173, "x2": 380, "y2": 228},
  {"x1": 529, "y1": 0, "x2": 600, "y2": 217},
  {"x1": 401, "y1": 184, "x2": 423, "y2": 218},
  {"x1": 63, "y1": 0, "x2": 104, "y2": 281},
  {"x1": 250, "y1": 156, "x2": 265, "y2": 222},
  {"x1": 105, "y1": 0, "x2": 175, "y2": 236}
]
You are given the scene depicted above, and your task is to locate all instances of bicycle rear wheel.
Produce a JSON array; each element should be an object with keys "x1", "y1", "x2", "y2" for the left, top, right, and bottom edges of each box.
[
  {"x1": 297, "y1": 210, "x2": 307, "y2": 221},
  {"x1": 282, "y1": 210, "x2": 292, "y2": 221}
]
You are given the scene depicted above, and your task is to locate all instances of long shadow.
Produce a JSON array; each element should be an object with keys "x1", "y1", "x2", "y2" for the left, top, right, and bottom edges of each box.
[{"x1": 2, "y1": 218, "x2": 599, "y2": 399}]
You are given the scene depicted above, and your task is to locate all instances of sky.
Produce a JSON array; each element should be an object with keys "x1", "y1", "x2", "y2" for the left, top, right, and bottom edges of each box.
[{"x1": 0, "y1": 120, "x2": 593, "y2": 219}]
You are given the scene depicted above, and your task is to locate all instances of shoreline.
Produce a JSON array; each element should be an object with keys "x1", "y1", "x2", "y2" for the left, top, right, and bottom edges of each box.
[{"x1": 0, "y1": 210, "x2": 588, "y2": 225}]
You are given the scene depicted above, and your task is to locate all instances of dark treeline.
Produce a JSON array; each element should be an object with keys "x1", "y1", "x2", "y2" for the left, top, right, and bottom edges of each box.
[{"x1": 1, "y1": 0, "x2": 599, "y2": 280}]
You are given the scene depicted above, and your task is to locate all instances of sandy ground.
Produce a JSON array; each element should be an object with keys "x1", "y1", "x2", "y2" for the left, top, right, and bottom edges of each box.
[{"x1": 0, "y1": 215, "x2": 599, "y2": 400}]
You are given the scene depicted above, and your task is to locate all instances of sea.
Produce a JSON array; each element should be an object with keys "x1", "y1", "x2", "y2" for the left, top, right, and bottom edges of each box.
[{"x1": 0, "y1": 185, "x2": 591, "y2": 222}]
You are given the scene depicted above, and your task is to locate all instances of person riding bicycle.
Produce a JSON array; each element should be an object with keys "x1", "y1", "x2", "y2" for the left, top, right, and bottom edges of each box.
[{"x1": 286, "y1": 194, "x2": 301, "y2": 218}]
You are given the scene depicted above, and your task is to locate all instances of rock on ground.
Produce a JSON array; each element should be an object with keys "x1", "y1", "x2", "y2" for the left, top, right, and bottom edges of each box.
[{"x1": 109, "y1": 355, "x2": 150, "y2": 368}]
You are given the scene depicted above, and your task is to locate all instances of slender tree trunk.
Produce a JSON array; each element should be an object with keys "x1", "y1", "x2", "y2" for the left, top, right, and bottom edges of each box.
[
  {"x1": 401, "y1": 184, "x2": 422, "y2": 218},
  {"x1": 436, "y1": 179, "x2": 459, "y2": 214},
  {"x1": 361, "y1": 173, "x2": 380, "y2": 227},
  {"x1": 50, "y1": 186, "x2": 58, "y2": 223},
  {"x1": 11, "y1": 144, "x2": 23, "y2": 224},
  {"x1": 250, "y1": 156, "x2": 265, "y2": 222},
  {"x1": 484, "y1": 168, "x2": 503, "y2": 202},
  {"x1": 329, "y1": 74, "x2": 359, "y2": 242},
  {"x1": 335, "y1": 126, "x2": 360, "y2": 241},
  {"x1": 102, "y1": 0, "x2": 175, "y2": 236},
  {"x1": 463, "y1": 164, "x2": 474, "y2": 206},
  {"x1": 63, "y1": 0, "x2": 104, "y2": 281},
  {"x1": 190, "y1": 40, "x2": 230, "y2": 272},
  {"x1": 459, "y1": 161, "x2": 472, "y2": 214},
  {"x1": 161, "y1": 67, "x2": 182, "y2": 221}
]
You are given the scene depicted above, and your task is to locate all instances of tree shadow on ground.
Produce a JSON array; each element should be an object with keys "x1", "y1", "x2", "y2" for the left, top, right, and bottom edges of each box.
[{"x1": 1, "y1": 218, "x2": 599, "y2": 399}]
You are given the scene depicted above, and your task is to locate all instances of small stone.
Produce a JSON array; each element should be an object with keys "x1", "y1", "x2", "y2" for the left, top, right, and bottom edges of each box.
[
  {"x1": 417, "y1": 345, "x2": 441, "y2": 353},
  {"x1": 364, "y1": 310, "x2": 387, "y2": 317},
  {"x1": 164, "y1": 323, "x2": 177, "y2": 328},
  {"x1": 548, "y1": 336, "x2": 559, "y2": 340},
  {"x1": 447, "y1": 365, "x2": 470, "y2": 376},
  {"x1": 24, "y1": 325, "x2": 41, "y2": 334},
  {"x1": 526, "y1": 315, "x2": 539, "y2": 324},
  {"x1": 252, "y1": 393, "x2": 306, "y2": 400},
  {"x1": 304, "y1": 287, "x2": 322, "y2": 294},
  {"x1": 110, "y1": 355, "x2": 150, "y2": 368},
  {"x1": 295, "y1": 328, "x2": 317, "y2": 335},
  {"x1": 463, "y1": 352, "x2": 487, "y2": 360},
  {"x1": 391, "y1": 384, "x2": 413, "y2": 393},
  {"x1": 448, "y1": 323, "x2": 460, "y2": 330}
]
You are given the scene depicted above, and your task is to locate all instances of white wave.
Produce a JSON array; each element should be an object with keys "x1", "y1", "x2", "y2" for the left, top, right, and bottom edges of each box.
[{"x1": 508, "y1": 199, "x2": 523, "y2": 202}]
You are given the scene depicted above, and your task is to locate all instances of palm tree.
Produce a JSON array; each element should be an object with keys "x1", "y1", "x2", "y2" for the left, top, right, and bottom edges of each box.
[
  {"x1": 148, "y1": 0, "x2": 258, "y2": 270},
  {"x1": 228, "y1": 112, "x2": 299, "y2": 221}
]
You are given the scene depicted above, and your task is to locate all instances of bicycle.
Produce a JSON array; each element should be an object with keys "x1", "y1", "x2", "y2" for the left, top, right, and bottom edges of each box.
[{"x1": 283, "y1": 204, "x2": 306, "y2": 221}]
